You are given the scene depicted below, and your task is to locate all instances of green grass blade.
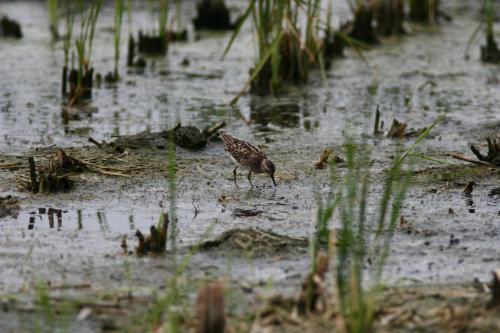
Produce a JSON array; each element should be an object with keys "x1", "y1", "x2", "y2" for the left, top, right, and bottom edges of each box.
[
  {"x1": 229, "y1": 30, "x2": 285, "y2": 104},
  {"x1": 222, "y1": 0, "x2": 256, "y2": 59},
  {"x1": 392, "y1": 114, "x2": 445, "y2": 170}
]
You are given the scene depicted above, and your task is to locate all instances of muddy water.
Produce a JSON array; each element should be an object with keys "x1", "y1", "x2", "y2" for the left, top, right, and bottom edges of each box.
[{"x1": 0, "y1": 0, "x2": 499, "y2": 330}]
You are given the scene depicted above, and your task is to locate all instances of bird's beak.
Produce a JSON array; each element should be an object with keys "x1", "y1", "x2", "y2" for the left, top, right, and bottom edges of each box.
[{"x1": 271, "y1": 174, "x2": 276, "y2": 187}]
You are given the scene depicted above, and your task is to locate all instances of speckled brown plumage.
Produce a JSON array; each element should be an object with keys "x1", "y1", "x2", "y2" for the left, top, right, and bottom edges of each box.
[{"x1": 219, "y1": 131, "x2": 276, "y2": 187}]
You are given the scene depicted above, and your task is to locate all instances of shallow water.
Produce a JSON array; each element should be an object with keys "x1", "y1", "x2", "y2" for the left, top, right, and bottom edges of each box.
[{"x1": 0, "y1": 0, "x2": 499, "y2": 330}]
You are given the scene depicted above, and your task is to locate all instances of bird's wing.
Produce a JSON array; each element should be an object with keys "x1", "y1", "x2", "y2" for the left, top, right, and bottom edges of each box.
[
  {"x1": 220, "y1": 132, "x2": 267, "y2": 167},
  {"x1": 233, "y1": 140, "x2": 266, "y2": 168}
]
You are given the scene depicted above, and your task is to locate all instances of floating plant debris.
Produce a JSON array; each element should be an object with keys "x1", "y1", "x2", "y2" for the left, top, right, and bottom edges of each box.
[
  {"x1": 173, "y1": 125, "x2": 208, "y2": 150},
  {"x1": 314, "y1": 149, "x2": 344, "y2": 169},
  {"x1": 15, "y1": 147, "x2": 138, "y2": 193},
  {"x1": 0, "y1": 16, "x2": 22, "y2": 38},
  {"x1": 19, "y1": 149, "x2": 87, "y2": 194},
  {"x1": 111, "y1": 122, "x2": 225, "y2": 151},
  {"x1": 232, "y1": 208, "x2": 262, "y2": 217},
  {"x1": 137, "y1": 31, "x2": 167, "y2": 55},
  {"x1": 386, "y1": 119, "x2": 426, "y2": 138},
  {"x1": 315, "y1": 149, "x2": 333, "y2": 169},
  {"x1": 0, "y1": 196, "x2": 20, "y2": 219},
  {"x1": 200, "y1": 228, "x2": 307, "y2": 254},
  {"x1": 193, "y1": 0, "x2": 233, "y2": 31},
  {"x1": 387, "y1": 119, "x2": 408, "y2": 138}
]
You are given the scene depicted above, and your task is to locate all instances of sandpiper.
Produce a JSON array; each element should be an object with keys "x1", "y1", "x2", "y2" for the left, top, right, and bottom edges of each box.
[{"x1": 219, "y1": 130, "x2": 276, "y2": 188}]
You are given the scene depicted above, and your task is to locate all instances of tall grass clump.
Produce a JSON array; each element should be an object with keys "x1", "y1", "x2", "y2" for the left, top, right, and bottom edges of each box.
[
  {"x1": 310, "y1": 139, "x2": 412, "y2": 332},
  {"x1": 47, "y1": 0, "x2": 59, "y2": 39},
  {"x1": 481, "y1": 0, "x2": 500, "y2": 63},
  {"x1": 66, "y1": 0, "x2": 103, "y2": 105},
  {"x1": 137, "y1": 0, "x2": 169, "y2": 55},
  {"x1": 224, "y1": 0, "x2": 330, "y2": 101}
]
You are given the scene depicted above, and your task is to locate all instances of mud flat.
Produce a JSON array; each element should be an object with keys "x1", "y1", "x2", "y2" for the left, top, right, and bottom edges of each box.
[{"x1": 0, "y1": 0, "x2": 499, "y2": 332}]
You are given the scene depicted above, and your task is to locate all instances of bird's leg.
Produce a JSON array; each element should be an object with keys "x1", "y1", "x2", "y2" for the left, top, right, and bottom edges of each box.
[
  {"x1": 233, "y1": 166, "x2": 238, "y2": 187},
  {"x1": 247, "y1": 171, "x2": 253, "y2": 188}
]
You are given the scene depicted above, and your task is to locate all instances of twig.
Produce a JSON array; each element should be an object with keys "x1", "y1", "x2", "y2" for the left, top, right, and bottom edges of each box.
[
  {"x1": 90, "y1": 169, "x2": 131, "y2": 177},
  {"x1": 450, "y1": 153, "x2": 495, "y2": 167},
  {"x1": 88, "y1": 136, "x2": 102, "y2": 147},
  {"x1": 0, "y1": 162, "x2": 22, "y2": 169},
  {"x1": 82, "y1": 161, "x2": 146, "y2": 172},
  {"x1": 50, "y1": 283, "x2": 91, "y2": 290},
  {"x1": 205, "y1": 122, "x2": 226, "y2": 136}
]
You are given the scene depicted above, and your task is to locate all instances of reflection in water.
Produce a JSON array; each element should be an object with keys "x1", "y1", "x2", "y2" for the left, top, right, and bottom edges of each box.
[
  {"x1": 97, "y1": 211, "x2": 110, "y2": 233},
  {"x1": 464, "y1": 192, "x2": 475, "y2": 213},
  {"x1": 23, "y1": 208, "x2": 162, "y2": 233},
  {"x1": 77, "y1": 209, "x2": 82, "y2": 230},
  {"x1": 113, "y1": 111, "x2": 121, "y2": 137},
  {"x1": 27, "y1": 208, "x2": 64, "y2": 230},
  {"x1": 128, "y1": 215, "x2": 135, "y2": 231},
  {"x1": 250, "y1": 99, "x2": 302, "y2": 128}
]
